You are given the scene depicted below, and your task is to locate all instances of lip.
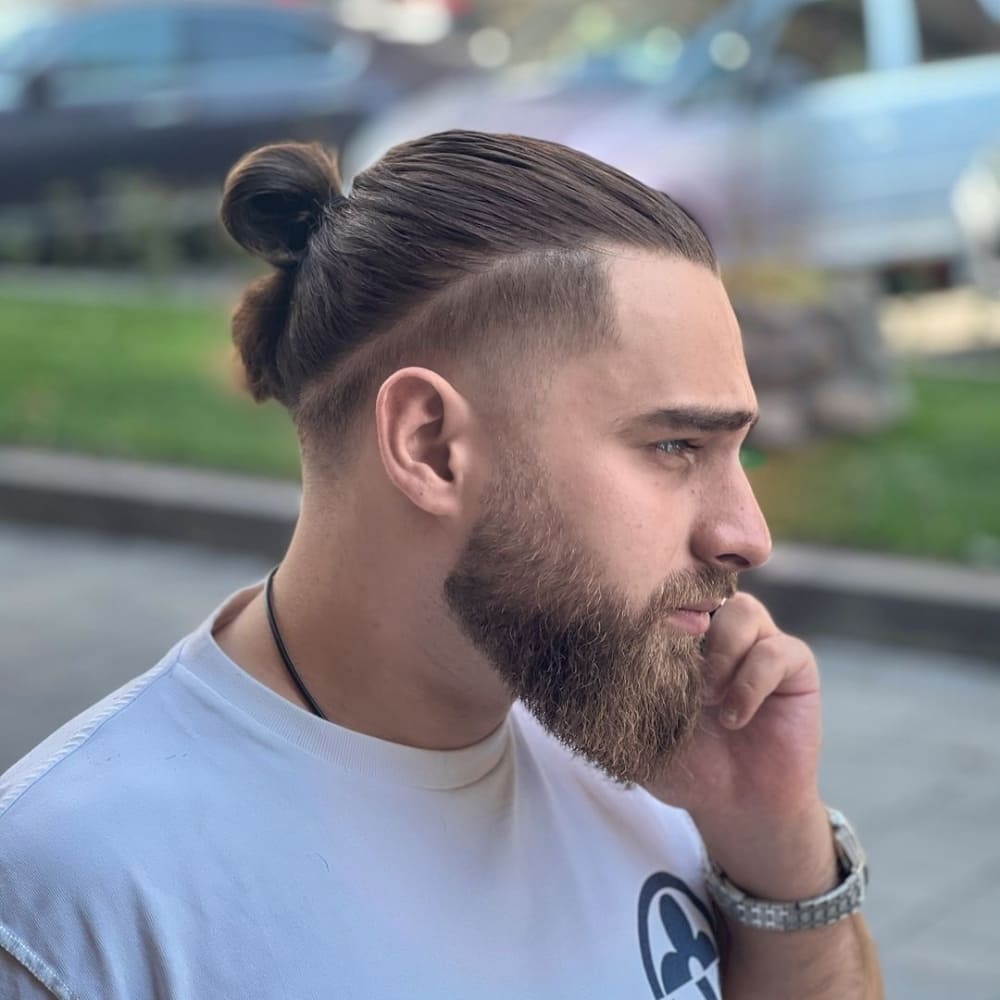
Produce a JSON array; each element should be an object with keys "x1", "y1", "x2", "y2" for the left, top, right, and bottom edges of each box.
[{"x1": 666, "y1": 609, "x2": 713, "y2": 635}]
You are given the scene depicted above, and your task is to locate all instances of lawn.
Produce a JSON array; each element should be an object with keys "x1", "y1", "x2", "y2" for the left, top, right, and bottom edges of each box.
[
  {"x1": 747, "y1": 364, "x2": 1000, "y2": 564},
  {"x1": 1, "y1": 292, "x2": 997, "y2": 564},
  {"x1": 0, "y1": 293, "x2": 299, "y2": 478}
]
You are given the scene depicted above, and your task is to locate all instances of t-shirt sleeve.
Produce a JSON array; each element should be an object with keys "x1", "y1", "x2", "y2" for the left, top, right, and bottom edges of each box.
[{"x1": 0, "y1": 928, "x2": 77, "y2": 1000}]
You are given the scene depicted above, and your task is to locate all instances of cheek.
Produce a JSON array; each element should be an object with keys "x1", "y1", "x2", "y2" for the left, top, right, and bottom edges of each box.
[{"x1": 547, "y1": 445, "x2": 695, "y2": 597}]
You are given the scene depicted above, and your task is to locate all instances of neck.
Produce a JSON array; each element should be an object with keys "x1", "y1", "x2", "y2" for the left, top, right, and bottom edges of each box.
[{"x1": 214, "y1": 512, "x2": 511, "y2": 751}]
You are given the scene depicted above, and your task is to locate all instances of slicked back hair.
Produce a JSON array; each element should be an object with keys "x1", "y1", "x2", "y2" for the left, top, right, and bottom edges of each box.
[{"x1": 221, "y1": 130, "x2": 717, "y2": 467}]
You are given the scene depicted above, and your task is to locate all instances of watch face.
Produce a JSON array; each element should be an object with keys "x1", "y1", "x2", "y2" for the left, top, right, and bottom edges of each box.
[{"x1": 830, "y1": 812, "x2": 865, "y2": 873}]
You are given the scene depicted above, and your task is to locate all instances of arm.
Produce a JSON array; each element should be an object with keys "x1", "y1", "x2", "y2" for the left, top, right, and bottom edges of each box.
[
  {"x1": 704, "y1": 800, "x2": 883, "y2": 999},
  {"x1": 648, "y1": 593, "x2": 883, "y2": 998},
  {"x1": 720, "y1": 915, "x2": 882, "y2": 1000}
]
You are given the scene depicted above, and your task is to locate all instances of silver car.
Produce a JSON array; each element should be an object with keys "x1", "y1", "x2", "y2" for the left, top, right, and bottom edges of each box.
[{"x1": 346, "y1": 0, "x2": 1000, "y2": 283}]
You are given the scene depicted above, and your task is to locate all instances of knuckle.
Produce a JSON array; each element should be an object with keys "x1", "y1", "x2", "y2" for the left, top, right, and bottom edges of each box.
[
  {"x1": 761, "y1": 632, "x2": 814, "y2": 666},
  {"x1": 733, "y1": 675, "x2": 761, "y2": 699},
  {"x1": 759, "y1": 632, "x2": 789, "y2": 653}
]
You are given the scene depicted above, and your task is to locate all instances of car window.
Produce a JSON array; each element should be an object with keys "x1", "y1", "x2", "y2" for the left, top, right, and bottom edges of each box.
[
  {"x1": 43, "y1": 9, "x2": 181, "y2": 107},
  {"x1": 768, "y1": 0, "x2": 867, "y2": 85},
  {"x1": 187, "y1": 10, "x2": 332, "y2": 62},
  {"x1": 915, "y1": 0, "x2": 1000, "y2": 62},
  {"x1": 55, "y1": 9, "x2": 179, "y2": 69}
]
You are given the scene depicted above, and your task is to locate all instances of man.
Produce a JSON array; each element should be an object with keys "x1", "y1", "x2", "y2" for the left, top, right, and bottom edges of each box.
[{"x1": 0, "y1": 132, "x2": 882, "y2": 998}]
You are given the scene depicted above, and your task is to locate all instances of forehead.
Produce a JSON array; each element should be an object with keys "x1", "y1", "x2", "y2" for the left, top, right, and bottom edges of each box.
[{"x1": 559, "y1": 252, "x2": 755, "y2": 424}]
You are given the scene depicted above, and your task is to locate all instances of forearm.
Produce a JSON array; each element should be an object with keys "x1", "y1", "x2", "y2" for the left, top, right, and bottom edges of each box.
[
  {"x1": 698, "y1": 798, "x2": 883, "y2": 999},
  {"x1": 721, "y1": 911, "x2": 882, "y2": 999}
]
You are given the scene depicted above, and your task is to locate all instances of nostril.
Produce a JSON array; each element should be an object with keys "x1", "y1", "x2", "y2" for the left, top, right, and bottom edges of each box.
[{"x1": 717, "y1": 553, "x2": 751, "y2": 570}]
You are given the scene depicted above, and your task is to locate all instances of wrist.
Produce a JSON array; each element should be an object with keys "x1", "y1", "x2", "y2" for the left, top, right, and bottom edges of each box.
[
  {"x1": 694, "y1": 796, "x2": 838, "y2": 902},
  {"x1": 703, "y1": 806, "x2": 870, "y2": 935}
]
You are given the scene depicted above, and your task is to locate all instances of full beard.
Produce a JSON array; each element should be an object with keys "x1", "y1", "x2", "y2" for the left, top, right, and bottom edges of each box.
[{"x1": 444, "y1": 451, "x2": 737, "y2": 786}]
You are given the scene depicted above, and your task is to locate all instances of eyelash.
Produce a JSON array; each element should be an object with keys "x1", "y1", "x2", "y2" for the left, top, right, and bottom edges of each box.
[{"x1": 654, "y1": 439, "x2": 700, "y2": 458}]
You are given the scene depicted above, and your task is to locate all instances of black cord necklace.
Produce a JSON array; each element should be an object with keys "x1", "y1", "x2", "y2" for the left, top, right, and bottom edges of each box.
[{"x1": 264, "y1": 566, "x2": 328, "y2": 720}]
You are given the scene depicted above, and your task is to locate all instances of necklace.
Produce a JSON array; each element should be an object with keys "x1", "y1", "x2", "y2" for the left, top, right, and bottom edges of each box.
[{"x1": 264, "y1": 567, "x2": 328, "y2": 720}]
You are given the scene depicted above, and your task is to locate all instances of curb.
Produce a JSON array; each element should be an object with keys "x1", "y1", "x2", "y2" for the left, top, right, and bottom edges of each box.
[
  {"x1": 745, "y1": 549, "x2": 998, "y2": 662},
  {"x1": 2, "y1": 447, "x2": 997, "y2": 661},
  {"x1": 0, "y1": 448, "x2": 298, "y2": 560}
]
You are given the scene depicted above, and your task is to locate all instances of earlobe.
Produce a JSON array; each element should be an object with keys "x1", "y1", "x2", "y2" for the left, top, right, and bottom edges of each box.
[{"x1": 375, "y1": 367, "x2": 473, "y2": 517}]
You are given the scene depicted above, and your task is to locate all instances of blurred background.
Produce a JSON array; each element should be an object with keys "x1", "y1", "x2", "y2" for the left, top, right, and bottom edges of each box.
[{"x1": 0, "y1": 0, "x2": 998, "y2": 996}]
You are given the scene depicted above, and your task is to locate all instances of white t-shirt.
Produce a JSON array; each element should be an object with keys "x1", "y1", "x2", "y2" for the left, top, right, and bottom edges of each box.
[{"x1": 0, "y1": 584, "x2": 722, "y2": 999}]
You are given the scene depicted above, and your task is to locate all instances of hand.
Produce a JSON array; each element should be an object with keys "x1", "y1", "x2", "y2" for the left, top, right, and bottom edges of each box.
[{"x1": 647, "y1": 592, "x2": 834, "y2": 899}]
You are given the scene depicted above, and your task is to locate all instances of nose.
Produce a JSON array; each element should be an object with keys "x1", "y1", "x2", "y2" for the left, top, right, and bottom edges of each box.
[{"x1": 691, "y1": 465, "x2": 772, "y2": 572}]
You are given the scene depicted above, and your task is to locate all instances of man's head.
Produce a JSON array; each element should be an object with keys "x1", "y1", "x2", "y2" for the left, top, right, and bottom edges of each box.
[
  {"x1": 221, "y1": 131, "x2": 770, "y2": 782},
  {"x1": 221, "y1": 130, "x2": 716, "y2": 459}
]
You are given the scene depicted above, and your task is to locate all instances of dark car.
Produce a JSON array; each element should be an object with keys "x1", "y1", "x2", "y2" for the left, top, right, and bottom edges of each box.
[{"x1": 0, "y1": 1, "x2": 400, "y2": 205}]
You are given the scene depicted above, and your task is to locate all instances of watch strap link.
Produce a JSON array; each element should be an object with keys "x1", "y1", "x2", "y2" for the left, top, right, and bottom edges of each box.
[{"x1": 702, "y1": 806, "x2": 869, "y2": 932}]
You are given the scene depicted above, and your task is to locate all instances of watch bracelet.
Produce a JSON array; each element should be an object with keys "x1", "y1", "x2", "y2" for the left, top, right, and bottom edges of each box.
[{"x1": 701, "y1": 807, "x2": 868, "y2": 932}]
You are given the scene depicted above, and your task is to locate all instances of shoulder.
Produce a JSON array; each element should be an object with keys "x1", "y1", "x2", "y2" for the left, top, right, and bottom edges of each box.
[
  {"x1": 0, "y1": 645, "x2": 194, "y2": 1000},
  {"x1": 0, "y1": 647, "x2": 180, "y2": 827},
  {"x1": 0, "y1": 629, "x2": 220, "y2": 903}
]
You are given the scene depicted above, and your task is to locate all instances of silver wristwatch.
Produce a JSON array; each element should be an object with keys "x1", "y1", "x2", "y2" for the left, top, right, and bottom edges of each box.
[{"x1": 702, "y1": 807, "x2": 868, "y2": 932}]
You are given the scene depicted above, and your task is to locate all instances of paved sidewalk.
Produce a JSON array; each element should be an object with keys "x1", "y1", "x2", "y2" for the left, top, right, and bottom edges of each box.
[{"x1": 2, "y1": 522, "x2": 999, "y2": 998}]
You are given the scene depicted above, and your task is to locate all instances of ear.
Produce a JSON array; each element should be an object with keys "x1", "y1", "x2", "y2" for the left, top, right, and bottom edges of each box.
[{"x1": 374, "y1": 367, "x2": 477, "y2": 518}]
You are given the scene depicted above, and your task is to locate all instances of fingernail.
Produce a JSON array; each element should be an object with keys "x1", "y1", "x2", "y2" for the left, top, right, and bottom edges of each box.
[{"x1": 720, "y1": 706, "x2": 740, "y2": 728}]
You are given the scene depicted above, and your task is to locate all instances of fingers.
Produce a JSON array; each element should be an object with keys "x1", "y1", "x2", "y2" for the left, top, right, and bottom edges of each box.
[
  {"x1": 717, "y1": 633, "x2": 815, "y2": 729},
  {"x1": 700, "y1": 593, "x2": 819, "y2": 729},
  {"x1": 702, "y1": 592, "x2": 777, "y2": 704}
]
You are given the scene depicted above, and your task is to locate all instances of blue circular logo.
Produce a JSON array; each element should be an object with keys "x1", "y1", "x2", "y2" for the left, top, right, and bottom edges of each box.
[{"x1": 638, "y1": 872, "x2": 720, "y2": 999}]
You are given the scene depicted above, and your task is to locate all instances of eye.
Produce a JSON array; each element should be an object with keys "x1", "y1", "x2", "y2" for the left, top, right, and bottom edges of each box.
[{"x1": 654, "y1": 439, "x2": 699, "y2": 459}]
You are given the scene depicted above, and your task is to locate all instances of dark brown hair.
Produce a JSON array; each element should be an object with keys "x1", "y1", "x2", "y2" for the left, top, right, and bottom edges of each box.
[{"x1": 221, "y1": 130, "x2": 716, "y2": 462}]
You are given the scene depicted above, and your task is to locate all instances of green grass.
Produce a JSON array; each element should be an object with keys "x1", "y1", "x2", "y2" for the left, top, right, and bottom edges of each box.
[
  {"x1": 0, "y1": 293, "x2": 299, "y2": 478},
  {"x1": 748, "y1": 365, "x2": 1000, "y2": 563},
  {"x1": 1, "y1": 292, "x2": 997, "y2": 563}
]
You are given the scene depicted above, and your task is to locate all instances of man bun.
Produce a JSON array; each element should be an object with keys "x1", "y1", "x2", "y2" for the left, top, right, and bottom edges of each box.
[
  {"x1": 221, "y1": 142, "x2": 343, "y2": 268},
  {"x1": 222, "y1": 129, "x2": 717, "y2": 435}
]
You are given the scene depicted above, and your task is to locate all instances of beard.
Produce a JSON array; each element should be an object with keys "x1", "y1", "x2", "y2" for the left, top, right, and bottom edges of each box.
[{"x1": 444, "y1": 448, "x2": 737, "y2": 786}]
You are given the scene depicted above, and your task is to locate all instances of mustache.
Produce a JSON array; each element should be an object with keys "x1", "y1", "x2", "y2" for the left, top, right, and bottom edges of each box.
[{"x1": 648, "y1": 566, "x2": 739, "y2": 619}]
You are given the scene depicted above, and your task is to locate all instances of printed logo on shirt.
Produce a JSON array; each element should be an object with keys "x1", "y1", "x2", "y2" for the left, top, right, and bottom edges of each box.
[{"x1": 638, "y1": 872, "x2": 720, "y2": 999}]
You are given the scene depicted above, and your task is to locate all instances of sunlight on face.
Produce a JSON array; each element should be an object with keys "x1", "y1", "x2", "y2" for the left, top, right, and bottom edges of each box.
[
  {"x1": 526, "y1": 252, "x2": 770, "y2": 605},
  {"x1": 445, "y1": 252, "x2": 767, "y2": 783}
]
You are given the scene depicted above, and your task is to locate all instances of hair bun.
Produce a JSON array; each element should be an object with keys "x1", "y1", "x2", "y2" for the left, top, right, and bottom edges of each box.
[{"x1": 221, "y1": 142, "x2": 343, "y2": 268}]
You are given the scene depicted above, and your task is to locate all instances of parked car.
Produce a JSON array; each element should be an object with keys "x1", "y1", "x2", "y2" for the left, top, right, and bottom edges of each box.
[
  {"x1": 0, "y1": 1, "x2": 403, "y2": 205},
  {"x1": 345, "y1": 0, "x2": 1000, "y2": 284}
]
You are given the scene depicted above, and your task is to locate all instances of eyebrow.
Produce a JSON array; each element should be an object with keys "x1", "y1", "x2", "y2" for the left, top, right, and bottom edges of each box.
[{"x1": 628, "y1": 407, "x2": 760, "y2": 434}]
